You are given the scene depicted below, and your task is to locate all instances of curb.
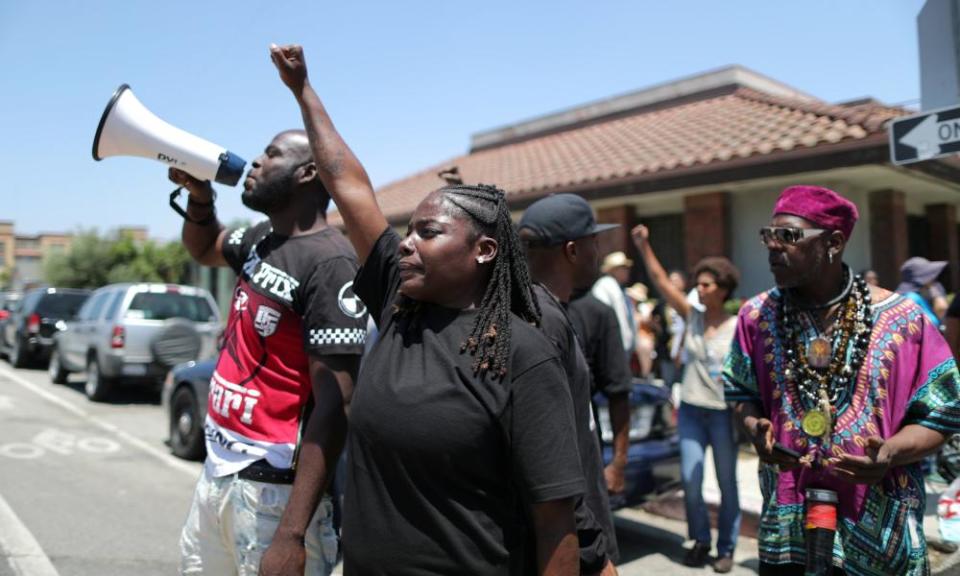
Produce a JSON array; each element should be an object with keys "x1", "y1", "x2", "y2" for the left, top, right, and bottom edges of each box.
[{"x1": 643, "y1": 488, "x2": 960, "y2": 574}]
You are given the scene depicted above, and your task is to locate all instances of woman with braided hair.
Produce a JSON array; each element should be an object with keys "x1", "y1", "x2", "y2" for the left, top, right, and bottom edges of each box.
[{"x1": 272, "y1": 45, "x2": 583, "y2": 576}]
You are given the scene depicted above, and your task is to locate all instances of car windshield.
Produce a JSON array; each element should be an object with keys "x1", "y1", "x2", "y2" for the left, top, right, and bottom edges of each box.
[
  {"x1": 36, "y1": 293, "x2": 89, "y2": 318},
  {"x1": 126, "y1": 292, "x2": 215, "y2": 322}
]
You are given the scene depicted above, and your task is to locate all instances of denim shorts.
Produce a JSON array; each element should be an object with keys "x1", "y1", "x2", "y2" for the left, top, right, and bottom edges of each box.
[{"x1": 179, "y1": 467, "x2": 337, "y2": 575}]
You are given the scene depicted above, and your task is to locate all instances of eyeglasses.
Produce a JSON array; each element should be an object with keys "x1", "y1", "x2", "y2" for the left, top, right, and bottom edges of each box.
[{"x1": 759, "y1": 226, "x2": 827, "y2": 246}]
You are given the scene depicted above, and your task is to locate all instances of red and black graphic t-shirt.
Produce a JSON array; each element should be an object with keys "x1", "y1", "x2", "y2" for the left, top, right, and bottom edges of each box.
[{"x1": 204, "y1": 221, "x2": 367, "y2": 478}]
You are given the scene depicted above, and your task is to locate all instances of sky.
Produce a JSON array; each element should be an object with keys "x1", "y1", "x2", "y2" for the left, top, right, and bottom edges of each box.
[{"x1": 0, "y1": 0, "x2": 929, "y2": 241}]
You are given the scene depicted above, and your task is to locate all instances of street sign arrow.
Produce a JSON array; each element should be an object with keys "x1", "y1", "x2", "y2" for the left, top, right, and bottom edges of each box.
[{"x1": 890, "y1": 103, "x2": 960, "y2": 165}]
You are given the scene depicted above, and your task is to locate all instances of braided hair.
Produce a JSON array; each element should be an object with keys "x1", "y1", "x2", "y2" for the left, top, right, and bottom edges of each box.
[
  {"x1": 396, "y1": 184, "x2": 541, "y2": 379},
  {"x1": 446, "y1": 184, "x2": 541, "y2": 378}
]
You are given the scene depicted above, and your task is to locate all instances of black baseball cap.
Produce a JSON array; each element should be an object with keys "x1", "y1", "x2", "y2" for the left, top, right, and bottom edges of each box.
[{"x1": 518, "y1": 193, "x2": 619, "y2": 246}]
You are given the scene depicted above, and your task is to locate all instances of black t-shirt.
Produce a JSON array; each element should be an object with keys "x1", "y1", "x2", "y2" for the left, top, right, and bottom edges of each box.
[
  {"x1": 343, "y1": 229, "x2": 584, "y2": 576},
  {"x1": 533, "y1": 284, "x2": 619, "y2": 569},
  {"x1": 221, "y1": 222, "x2": 368, "y2": 352},
  {"x1": 206, "y1": 221, "x2": 367, "y2": 476},
  {"x1": 567, "y1": 291, "x2": 633, "y2": 398}
]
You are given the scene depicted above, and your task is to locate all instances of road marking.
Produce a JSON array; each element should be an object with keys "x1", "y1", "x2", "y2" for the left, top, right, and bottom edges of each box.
[
  {"x1": 0, "y1": 444, "x2": 43, "y2": 460},
  {"x1": 77, "y1": 436, "x2": 121, "y2": 453},
  {"x1": 0, "y1": 429, "x2": 123, "y2": 460},
  {"x1": 0, "y1": 490, "x2": 59, "y2": 576},
  {"x1": 0, "y1": 364, "x2": 200, "y2": 478}
]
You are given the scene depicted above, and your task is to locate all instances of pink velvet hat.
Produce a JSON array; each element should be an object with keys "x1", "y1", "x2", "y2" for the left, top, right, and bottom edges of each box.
[{"x1": 773, "y1": 185, "x2": 859, "y2": 240}]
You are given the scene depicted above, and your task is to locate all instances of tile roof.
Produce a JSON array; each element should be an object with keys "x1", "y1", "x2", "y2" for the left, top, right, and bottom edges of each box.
[{"x1": 331, "y1": 87, "x2": 907, "y2": 226}]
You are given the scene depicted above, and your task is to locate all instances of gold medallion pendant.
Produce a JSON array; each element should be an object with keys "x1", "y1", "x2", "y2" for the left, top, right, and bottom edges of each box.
[
  {"x1": 802, "y1": 409, "x2": 828, "y2": 437},
  {"x1": 807, "y1": 335, "x2": 832, "y2": 368}
]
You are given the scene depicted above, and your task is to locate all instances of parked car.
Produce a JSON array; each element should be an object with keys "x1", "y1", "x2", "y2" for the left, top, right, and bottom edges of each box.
[
  {"x1": 162, "y1": 358, "x2": 214, "y2": 460},
  {"x1": 0, "y1": 291, "x2": 22, "y2": 318},
  {"x1": 50, "y1": 283, "x2": 221, "y2": 401},
  {"x1": 1, "y1": 287, "x2": 90, "y2": 368},
  {"x1": 0, "y1": 291, "x2": 22, "y2": 345},
  {"x1": 594, "y1": 378, "x2": 681, "y2": 509}
]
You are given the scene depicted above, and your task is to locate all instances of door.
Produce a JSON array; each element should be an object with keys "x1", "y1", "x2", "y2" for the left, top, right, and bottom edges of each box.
[{"x1": 64, "y1": 291, "x2": 108, "y2": 369}]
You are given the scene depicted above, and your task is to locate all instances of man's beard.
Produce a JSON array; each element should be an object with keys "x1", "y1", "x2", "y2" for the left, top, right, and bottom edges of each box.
[
  {"x1": 241, "y1": 173, "x2": 295, "y2": 214},
  {"x1": 774, "y1": 251, "x2": 825, "y2": 289}
]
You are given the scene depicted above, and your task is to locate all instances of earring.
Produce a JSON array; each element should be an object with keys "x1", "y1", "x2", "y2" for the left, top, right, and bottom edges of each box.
[
  {"x1": 828, "y1": 251, "x2": 834, "y2": 264},
  {"x1": 476, "y1": 257, "x2": 484, "y2": 264}
]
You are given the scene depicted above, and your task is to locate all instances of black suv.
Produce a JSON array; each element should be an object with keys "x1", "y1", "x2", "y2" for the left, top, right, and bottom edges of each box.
[{"x1": 2, "y1": 287, "x2": 90, "y2": 368}]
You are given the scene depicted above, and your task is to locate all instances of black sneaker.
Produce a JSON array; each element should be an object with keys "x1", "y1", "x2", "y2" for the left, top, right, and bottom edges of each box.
[{"x1": 683, "y1": 542, "x2": 711, "y2": 567}]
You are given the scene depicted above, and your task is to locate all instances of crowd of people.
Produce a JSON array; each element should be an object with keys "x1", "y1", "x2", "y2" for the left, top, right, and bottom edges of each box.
[{"x1": 166, "y1": 44, "x2": 960, "y2": 576}]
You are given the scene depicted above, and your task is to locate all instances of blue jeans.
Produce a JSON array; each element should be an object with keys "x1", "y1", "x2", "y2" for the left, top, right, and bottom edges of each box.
[{"x1": 678, "y1": 402, "x2": 741, "y2": 556}]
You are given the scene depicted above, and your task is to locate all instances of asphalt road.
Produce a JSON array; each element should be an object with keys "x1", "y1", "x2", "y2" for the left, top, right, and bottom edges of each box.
[
  {"x1": 0, "y1": 362, "x2": 202, "y2": 575},
  {"x1": 0, "y1": 360, "x2": 762, "y2": 576}
]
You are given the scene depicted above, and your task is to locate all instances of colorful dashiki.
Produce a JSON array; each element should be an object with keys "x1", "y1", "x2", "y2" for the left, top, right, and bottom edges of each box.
[{"x1": 724, "y1": 288, "x2": 960, "y2": 576}]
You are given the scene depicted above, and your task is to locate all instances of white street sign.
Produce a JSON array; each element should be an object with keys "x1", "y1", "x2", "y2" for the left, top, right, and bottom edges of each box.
[{"x1": 889, "y1": 103, "x2": 960, "y2": 165}]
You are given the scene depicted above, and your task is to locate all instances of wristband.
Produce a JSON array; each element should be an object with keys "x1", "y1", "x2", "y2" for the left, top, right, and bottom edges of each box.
[
  {"x1": 170, "y1": 187, "x2": 217, "y2": 226},
  {"x1": 187, "y1": 194, "x2": 215, "y2": 207}
]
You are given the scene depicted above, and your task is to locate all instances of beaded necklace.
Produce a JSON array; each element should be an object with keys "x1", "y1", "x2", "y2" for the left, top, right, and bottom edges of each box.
[{"x1": 777, "y1": 267, "x2": 873, "y2": 447}]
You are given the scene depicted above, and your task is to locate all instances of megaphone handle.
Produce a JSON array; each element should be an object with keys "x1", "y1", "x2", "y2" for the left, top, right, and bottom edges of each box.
[{"x1": 169, "y1": 187, "x2": 216, "y2": 226}]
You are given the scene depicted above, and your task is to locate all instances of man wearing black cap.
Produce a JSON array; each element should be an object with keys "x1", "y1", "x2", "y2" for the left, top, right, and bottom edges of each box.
[{"x1": 519, "y1": 193, "x2": 632, "y2": 575}]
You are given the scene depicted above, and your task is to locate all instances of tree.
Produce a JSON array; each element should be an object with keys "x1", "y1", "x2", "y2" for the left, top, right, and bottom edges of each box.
[
  {"x1": 44, "y1": 229, "x2": 191, "y2": 288},
  {"x1": 44, "y1": 230, "x2": 114, "y2": 288}
]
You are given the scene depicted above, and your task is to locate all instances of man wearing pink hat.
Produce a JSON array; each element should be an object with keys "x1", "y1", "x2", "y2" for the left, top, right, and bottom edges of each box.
[{"x1": 723, "y1": 185, "x2": 960, "y2": 575}]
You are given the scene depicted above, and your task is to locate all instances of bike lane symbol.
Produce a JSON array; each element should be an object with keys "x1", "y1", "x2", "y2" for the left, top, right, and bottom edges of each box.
[{"x1": 0, "y1": 428, "x2": 121, "y2": 460}]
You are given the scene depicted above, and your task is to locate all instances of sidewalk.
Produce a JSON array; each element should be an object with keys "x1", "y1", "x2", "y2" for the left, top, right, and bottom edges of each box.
[
  {"x1": 614, "y1": 507, "x2": 759, "y2": 575},
  {"x1": 648, "y1": 445, "x2": 960, "y2": 575}
]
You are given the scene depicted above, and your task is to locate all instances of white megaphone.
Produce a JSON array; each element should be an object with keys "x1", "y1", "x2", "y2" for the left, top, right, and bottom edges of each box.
[{"x1": 92, "y1": 84, "x2": 246, "y2": 186}]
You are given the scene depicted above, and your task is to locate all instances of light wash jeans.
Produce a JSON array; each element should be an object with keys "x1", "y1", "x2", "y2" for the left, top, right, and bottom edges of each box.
[
  {"x1": 678, "y1": 402, "x2": 741, "y2": 557},
  {"x1": 179, "y1": 467, "x2": 338, "y2": 575}
]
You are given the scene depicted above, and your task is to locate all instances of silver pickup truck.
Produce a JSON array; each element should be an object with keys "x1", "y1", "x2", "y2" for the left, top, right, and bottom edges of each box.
[{"x1": 50, "y1": 283, "x2": 221, "y2": 401}]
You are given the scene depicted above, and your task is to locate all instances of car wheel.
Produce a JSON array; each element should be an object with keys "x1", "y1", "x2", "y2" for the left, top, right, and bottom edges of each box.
[
  {"x1": 84, "y1": 356, "x2": 113, "y2": 402},
  {"x1": 170, "y1": 386, "x2": 205, "y2": 460},
  {"x1": 9, "y1": 336, "x2": 27, "y2": 368},
  {"x1": 48, "y1": 347, "x2": 69, "y2": 384}
]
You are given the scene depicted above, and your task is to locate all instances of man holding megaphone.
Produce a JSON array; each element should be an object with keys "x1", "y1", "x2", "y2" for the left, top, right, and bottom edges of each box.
[{"x1": 170, "y1": 120, "x2": 367, "y2": 572}]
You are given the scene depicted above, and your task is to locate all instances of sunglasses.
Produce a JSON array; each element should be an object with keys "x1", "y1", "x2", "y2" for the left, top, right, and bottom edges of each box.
[{"x1": 759, "y1": 226, "x2": 827, "y2": 246}]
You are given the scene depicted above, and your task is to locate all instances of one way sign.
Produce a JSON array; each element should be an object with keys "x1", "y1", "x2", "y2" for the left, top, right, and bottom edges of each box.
[{"x1": 889, "y1": 104, "x2": 960, "y2": 165}]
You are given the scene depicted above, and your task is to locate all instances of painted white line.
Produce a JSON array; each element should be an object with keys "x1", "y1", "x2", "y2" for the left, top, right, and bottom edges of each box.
[
  {"x1": 0, "y1": 364, "x2": 200, "y2": 478},
  {"x1": 0, "y1": 490, "x2": 59, "y2": 576}
]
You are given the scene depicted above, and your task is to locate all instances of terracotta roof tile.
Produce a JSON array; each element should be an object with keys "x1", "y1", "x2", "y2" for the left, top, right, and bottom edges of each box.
[{"x1": 332, "y1": 87, "x2": 907, "y2": 225}]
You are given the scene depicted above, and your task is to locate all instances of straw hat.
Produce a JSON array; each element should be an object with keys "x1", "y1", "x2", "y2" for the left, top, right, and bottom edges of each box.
[
  {"x1": 601, "y1": 251, "x2": 633, "y2": 274},
  {"x1": 625, "y1": 282, "x2": 649, "y2": 302}
]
